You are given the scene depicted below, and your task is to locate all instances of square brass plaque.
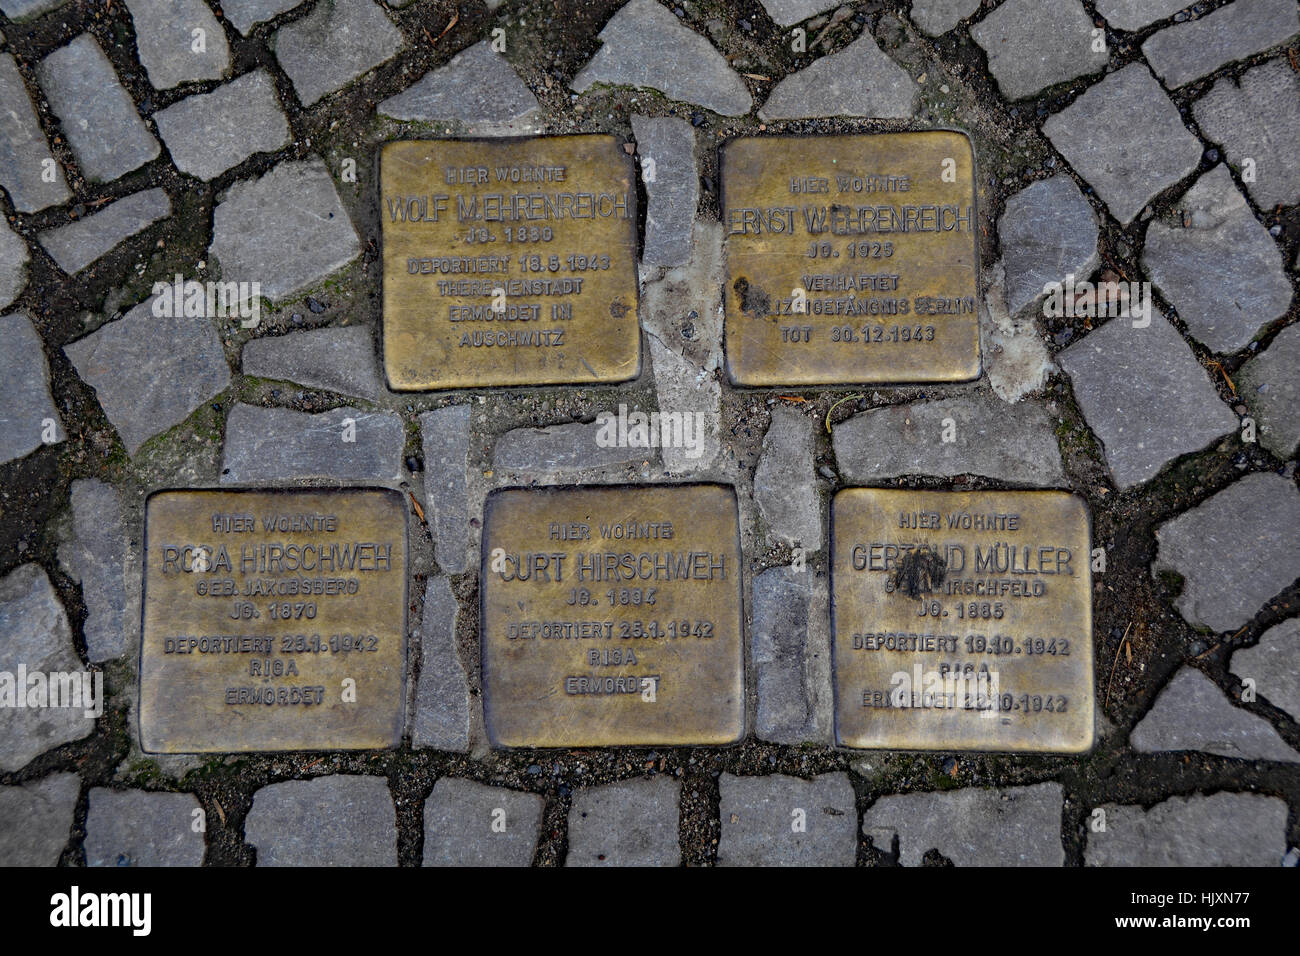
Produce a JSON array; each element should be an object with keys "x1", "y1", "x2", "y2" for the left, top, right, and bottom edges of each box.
[
  {"x1": 139, "y1": 489, "x2": 408, "y2": 753},
  {"x1": 831, "y1": 489, "x2": 1093, "y2": 752},
  {"x1": 481, "y1": 484, "x2": 744, "y2": 748},
  {"x1": 722, "y1": 132, "x2": 980, "y2": 386},
  {"x1": 381, "y1": 136, "x2": 640, "y2": 390}
]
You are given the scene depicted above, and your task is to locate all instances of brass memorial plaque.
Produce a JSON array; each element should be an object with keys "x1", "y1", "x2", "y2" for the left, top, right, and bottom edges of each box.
[
  {"x1": 139, "y1": 489, "x2": 408, "y2": 753},
  {"x1": 722, "y1": 132, "x2": 980, "y2": 385},
  {"x1": 831, "y1": 489, "x2": 1093, "y2": 752},
  {"x1": 381, "y1": 136, "x2": 640, "y2": 390},
  {"x1": 481, "y1": 484, "x2": 744, "y2": 748}
]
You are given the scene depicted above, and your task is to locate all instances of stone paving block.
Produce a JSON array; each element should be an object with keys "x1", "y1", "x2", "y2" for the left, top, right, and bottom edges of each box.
[
  {"x1": 0, "y1": 0, "x2": 64, "y2": 18},
  {"x1": 1237, "y1": 323, "x2": 1300, "y2": 459},
  {"x1": 1131, "y1": 667, "x2": 1298, "y2": 762},
  {"x1": 58, "y1": 479, "x2": 127, "y2": 662},
  {"x1": 155, "y1": 70, "x2": 291, "y2": 181},
  {"x1": 567, "y1": 777, "x2": 680, "y2": 867},
  {"x1": 910, "y1": 0, "x2": 981, "y2": 36},
  {"x1": 423, "y1": 778, "x2": 543, "y2": 867},
  {"x1": 220, "y1": 404, "x2": 404, "y2": 483},
  {"x1": 242, "y1": 325, "x2": 383, "y2": 401},
  {"x1": 1231, "y1": 618, "x2": 1300, "y2": 721},
  {"x1": 640, "y1": 219, "x2": 725, "y2": 375},
  {"x1": 758, "y1": 0, "x2": 839, "y2": 27},
  {"x1": 412, "y1": 575, "x2": 470, "y2": 752},
  {"x1": 38, "y1": 188, "x2": 171, "y2": 276},
  {"x1": 245, "y1": 776, "x2": 397, "y2": 866},
  {"x1": 222, "y1": 0, "x2": 304, "y2": 35},
  {"x1": 572, "y1": 0, "x2": 751, "y2": 116},
  {"x1": 971, "y1": 0, "x2": 1108, "y2": 100},
  {"x1": 0, "y1": 213, "x2": 30, "y2": 310},
  {"x1": 1194, "y1": 58, "x2": 1300, "y2": 211},
  {"x1": 648, "y1": 334, "x2": 720, "y2": 474},
  {"x1": 0, "y1": 566, "x2": 91, "y2": 772},
  {"x1": 752, "y1": 567, "x2": 816, "y2": 744},
  {"x1": 718, "y1": 773, "x2": 856, "y2": 866},
  {"x1": 832, "y1": 391, "x2": 1065, "y2": 486},
  {"x1": 38, "y1": 34, "x2": 160, "y2": 182},
  {"x1": 379, "y1": 41, "x2": 539, "y2": 126},
  {"x1": 1043, "y1": 63, "x2": 1202, "y2": 224},
  {"x1": 631, "y1": 115, "x2": 697, "y2": 268},
  {"x1": 0, "y1": 54, "x2": 71, "y2": 213},
  {"x1": 1059, "y1": 311, "x2": 1237, "y2": 489},
  {"x1": 126, "y1": 0, "x2": 230, "y2": 90},
  {"x1": 1142, "y1": 166, "x2": 1291, "y2": 354},
  {"x1": 1153, "y1": 473, "x2": 1300, "y2": 633},
  {"x1": 998, "y1": 174, "x2": 1099, "y2": 318},
  {"x1": 1086, "y1": 791, "x2": 1288, "y2": 866},
  {"x1": 63, "y1": 298, "x2": 230, "y2": 455},
  {"x1": 754, "y1": 405, "x2": 820, "y2": 549},
  {"x1": 273, "y1": 0, "x2": 403, "y2": 107},
  {"x1": 84, "y1": 789, "x2": 204, "y2": 867},
  {"x1": 493, "y1": 420, "x2": 656, "y2": 475},
  {"x1": 0, "y1": 312, "x2": 63, "y2": 464},
  {"x1": 760, "y1": 33, "x2": 918, "y2": 120},
  {"x1": 979, "y1": 260, "x2": 1056, "y2": 403},
  {"x1": 1142, "y1": 0, "x2": 1298, "y2": 89},
  {"x1": 1094, "y1": 0, "x2": 1189, "y2": 31},
  {"x1": 862, "y1": 783, "x2": 1064, "y2": 866},
  {"x1": 419, "y1": 405, "x2": 471, "y2": 574},
  {"x1": 209, "y1": 158, "x2": 360, "y2": 303},
  {"x1": 0, "y1": 772, "x2": 78, "y2": 865}
]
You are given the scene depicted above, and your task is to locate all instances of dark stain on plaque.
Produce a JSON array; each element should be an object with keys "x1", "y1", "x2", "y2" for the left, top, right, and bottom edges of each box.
[
  {"x1": 732, "y1": 277, "x2": 770, "y2": 318},
  {"x1": 892, "y1": 545, "x2": 946, "y2": 599}
]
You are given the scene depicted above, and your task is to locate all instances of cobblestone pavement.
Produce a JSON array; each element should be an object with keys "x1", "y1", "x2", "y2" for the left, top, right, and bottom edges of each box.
[{"x1": 0, "y1": 0, "x2": 1297, "y2": 867}]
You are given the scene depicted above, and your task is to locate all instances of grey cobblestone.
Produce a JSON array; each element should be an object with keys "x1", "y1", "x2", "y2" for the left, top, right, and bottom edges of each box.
[
  {"x1": 752, "y1": 567, "x2": 817, "y2": 744},
  {"x1": 567, "y1": 777, "x2": 680, "y2": 867},
  {"x1": 209, "y1": 158, "x2": 360, "y2": 303},
  {"x1": 758, "y1": 0, "x2": 839, "y2": 27},
  {"x1": 971, "y1": 0, "x2": 1108, "y2": 101},
  {"x1": 1086, "y1": 792, "x2": 1289, "y2": 866},
  {"x1": 0, "y1": 219, "x2": 27, "y2": 309},
  {"x1": 493, "y1": 420, "x2": 656, "y2": 476},
  {"x1": 38, "y1": 34, "x2": 160, "y2": 182},
  {"x1": 1237, "y1": 323, "x2": 1300, "y2": 459},
  {"x1": 1153, "y1": 472, "x2": 1300, "y2": 633},
  {"x1": 0, "y1": 0, "x2": 65, "y2": 19},
  {"x1": 754, "y1": 406, "x2": 820, "y2": 550},
  {"x1": 242, "y1": 325, "x2": 383, "y2": 401},
  {"x1": 1043, "y1": 63, "x2": 1202, "y2": 224},
  {"x1": 245, "y1": 776, "x2": 397, "y2": 866},
  {"x1": 423, "y1": 778, "x2": 543, "y2": 867},
  {"x1": 717, "y1": 773, "x2": 856, "y2": 866},
  {"x1": 998, "y1": 174, "x2": 1099, "y2": 318},
  {"x1": 1231, "y1": 618, "x2": 1300, "y2": 721},
  {"x1": 760, "y1": 33, "x2": 918, "y2": 120},
  {"x1": 0, "y1": 772, "x2": 78, "y2": 866},
  {"x1": 419, "y1": 404, "x2": 472, "y2": 574},
  {"x1": 379, "y1": 41, "x2": 539, "y2": 129},
  {"x1": 863, "y1": 783, "x2": 1065, "y2": 866},
  {"x1": 155, "y1": 70, "x2": 291, "y2": 181},
  {"x1": 648, "y1": 335, "x2": 720, "y2": 474},
  {"x1": 84, "y1": 789, "x2": 204, "y2": 867},
  {"x1": 572, "y1": 0, "x2": 751, "y2": 116},
  {"x1": 125, "y1": 0, "x2": 230, "y2": 90},
  {"x1": 631, "y1": 115, "x2": 697, "y2": 268},
  {"x1": 38, "y1": 188, "x2": 171, "y2": 276},
  {"x1": 221, "y1": 0, "x2": 304, "y2": 35},
  {"x1": 273, "y1": 0, "x2": 403, "y2": 107},
  {"x1": 1142, "y1": 0, "x2": 1298, "y2": 89},
  {"x1": 1059, "y1": 310, "x2": 1237, "y2": 489},
  {"x1": 411, "y1": 575, "x2": 470, "y2": 752},
  {"x1": 1142, "y1": 165, "x2": 1291, "y2": 353},
  {"x1": 910, "y1": 0, "x2": 981, "y2": 36},
  {"x1": 0, "y1": 53, "x2": 71, "y2": 212},
  {"x1": 832, "y1": 391, "x2": 1065, "y2": 486},
  {"x1": 63, "y1": 299, "x2": 230, "y2": 455},
  {"x1": 58, "y1": 478, "x2": 128, "y2": 662},
  {"x1": 221, "y1": 404, "x2": 404, "y2": 483},
  {"x1": 0, "y1": 311, "x2": 63, "y2": 465},
  {"x1": 1094, "y1": 0, "x2": 1189, "y2": 31},
  {"x1": 1130, "y1": 667, "x2": 1298, "y2": 763}
]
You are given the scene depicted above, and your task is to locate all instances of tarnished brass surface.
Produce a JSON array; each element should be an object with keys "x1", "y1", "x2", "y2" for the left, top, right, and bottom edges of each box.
[
  {"x1": 481, "y1": 484, "x2": 744, "y2": 748},
  {"x1": 722, "y1": 132, "x2": 980, "y2": 385},
  {"x1": 139, "y1": 489, "x2": 407, "y2": 753},
  {"x1": 831, "y1": 489, "x2": 1093, "y2": 752},
  {"x1": 381, "y1": 136, "x2": 640, "y2": 390}
]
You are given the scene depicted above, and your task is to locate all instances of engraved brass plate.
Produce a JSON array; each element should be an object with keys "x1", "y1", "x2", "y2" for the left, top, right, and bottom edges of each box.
[
  {"x1": 139, "y1": 489, "x2": 408, "y2": 752},
  {"x1": 381, "y1": 136, "x2": 640, "y2": 390},
  {"x1": 481, "y1": 484, "x2": 744, "y2": 748},
  {"x1": 831, "y1": 489, "x2": 1093, "y2": 752},
  {"x1": 722, "y1": 132, "x2": 980, "y2": 385}
]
